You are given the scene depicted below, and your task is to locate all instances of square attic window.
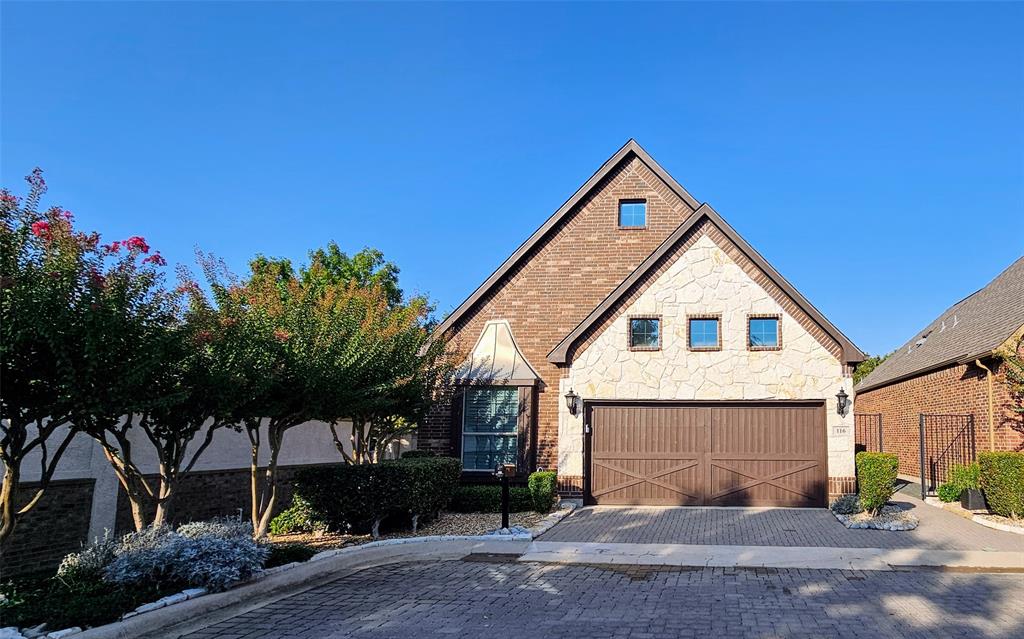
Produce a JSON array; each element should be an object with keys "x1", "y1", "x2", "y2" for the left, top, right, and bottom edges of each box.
[
  {"x1": 629, "y1": 316, "x2": 660, "y2": 350},
  {"x1": 618, "y1": 200, "x2": 647, "y2": 228}
]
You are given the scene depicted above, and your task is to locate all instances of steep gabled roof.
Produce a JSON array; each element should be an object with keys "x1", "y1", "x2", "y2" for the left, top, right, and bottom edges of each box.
[
  {"x1": 433, "y1": 139, "x2": 700, "y2": 337},
  {"x1": 547, "y1": 204, "x2": 866, "y2": 365},
  {"x1": 856, "y1": 256, "x2": 1024, "y2": 393}
]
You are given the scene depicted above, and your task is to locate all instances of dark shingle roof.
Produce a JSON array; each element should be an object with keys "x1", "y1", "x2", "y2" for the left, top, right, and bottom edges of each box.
[{"x1": 856, "y1": 256, "x2": 1024, "y2": 393}]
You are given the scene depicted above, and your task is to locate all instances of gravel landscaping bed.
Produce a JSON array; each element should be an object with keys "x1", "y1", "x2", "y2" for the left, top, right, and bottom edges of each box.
[
  {"x1": 270, "y1": 511, "x2": 545, "y2": 550},
  {"x1": 833, "y1": 504, "x2": 919, "y2": 531}
]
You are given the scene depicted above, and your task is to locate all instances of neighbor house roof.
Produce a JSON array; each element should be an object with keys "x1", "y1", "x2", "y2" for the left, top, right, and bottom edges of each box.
[
  {"x1": 856, "y1": 256, "x2": 1024, "y2": 393},
  {"x1": 433, "y1": 139, "x2": 701, "y2": 338},
  {"x1": 546, "y1": 203, "x2": 866, "y2": 366}
]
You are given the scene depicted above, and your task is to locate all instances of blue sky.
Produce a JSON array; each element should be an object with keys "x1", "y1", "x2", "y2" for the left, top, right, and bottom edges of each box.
[{"x1": 2, "y1": 2, "x2": 1021, "y2": 356}]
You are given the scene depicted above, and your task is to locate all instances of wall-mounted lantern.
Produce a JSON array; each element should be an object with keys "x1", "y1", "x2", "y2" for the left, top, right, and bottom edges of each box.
[
  {"x1": 836, "y1": 388, "x2": 850, "y2": 417},
  {"x1": 564, "y1": 388, "x2": 579, "y2": 416}
]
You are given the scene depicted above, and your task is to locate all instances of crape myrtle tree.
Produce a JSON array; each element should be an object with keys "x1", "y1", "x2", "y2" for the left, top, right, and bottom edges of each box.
[
  {"x1": 0, "y1": 170, "x2": 92, "y2": 545},
  {"x1": 293, "y1": 246, "x2": 457, "y2": 465},
  {"x1": 199, "y1": 247, "x2": 455, "y2": 537},
  {"x1": 82, "y1": 266, "x2": 242, "y2": 531},
  {"x1": 1, "y1": 168, "x2": 241, "y2": 538}
]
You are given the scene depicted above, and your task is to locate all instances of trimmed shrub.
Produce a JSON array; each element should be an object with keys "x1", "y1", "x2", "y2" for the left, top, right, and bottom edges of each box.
[
  {"x1": 447, "y1": 485, "x2": 534, "y2": 513},
  {"x1": 856, "y1": 452, "x2": 899, "y2": 515},
  {"x1": 293, "y1": 457, "x2": 463, "y2": 538},
  {"x1": 528, "y1": 471, "x2": 558, "y2": 513},
  {"x1": 938, "y1": 462, "x2": 981, "y2": 502},
  {"x1": 398, "y1": 456, "x2": 462, "y2": 531},
  {"x1": 401, "y1": 449, "x2": 436, "y2": 459},
  {"x1": 978, "y1": 451, "x2": 1024, "y2": 518}
]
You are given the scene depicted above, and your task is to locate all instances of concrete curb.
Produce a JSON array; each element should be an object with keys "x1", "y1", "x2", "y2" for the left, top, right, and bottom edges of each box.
[
  {"x1": 72, "y1": 537, "x2": 531, "y2": 639},
  {"x1": 527, "y1": 502, "x2": 576, "y2": 537},
  {"x1": 519, "y1": 541, "x2": 1024, "y2": 571},
  {"x1": 973, "y1": 515, "x2": 1024, "y2": 536}
]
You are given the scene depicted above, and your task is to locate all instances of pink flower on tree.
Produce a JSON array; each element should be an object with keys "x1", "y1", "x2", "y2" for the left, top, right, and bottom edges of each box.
[
  {"x1": 142, "y1": 252, "x2": 166, "y2": 266},
  {"x1": 31, "y1": 221, "x2": 51, "y2": 238},
  {"x1": 103, "y1": 241, "x2": 122, "y2": 254},
  {"x1": 123, "y1": 236, "x2": 150, "y2": 253},
  {"x1": 0, "y1": 191, "x2": 19, "y2": 206},
  {"x1": 61, "y1": 209, "x2": 74, "y2": 222}
]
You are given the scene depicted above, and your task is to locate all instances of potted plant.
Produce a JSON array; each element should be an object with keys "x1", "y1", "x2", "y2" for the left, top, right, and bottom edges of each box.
[{"x1": 950, "y1": 462, "x2": 986, "y2": 511}]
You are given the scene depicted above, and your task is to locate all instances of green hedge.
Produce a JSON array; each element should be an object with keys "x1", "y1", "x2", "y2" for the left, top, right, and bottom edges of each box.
[
  {"x1": 287, "y1": 456, "x2": 462, "y2": 538},
  {"x1": 528, "y1": 471, "x2": 558, "y2": 513},
  {"x1": 448, "y1": 485, "x2": 534, "y2": 513},
  {"x1": 400, "y1": 450, "x2": 436, "y2": 459},
  {"x1": 937, "y1": 462, "x2": 981, "y2": 503},
  {"x1": 856, "y1": 451, "x2": 899, "y2": 515},
  {"x1": 978, "y1": 451, "x2": 1024, "y2": 517}
]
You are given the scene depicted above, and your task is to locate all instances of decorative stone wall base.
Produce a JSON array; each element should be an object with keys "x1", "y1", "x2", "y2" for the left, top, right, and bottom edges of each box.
[{"x1": 828, "y1": 476, "x2": 856, "y2": 500}]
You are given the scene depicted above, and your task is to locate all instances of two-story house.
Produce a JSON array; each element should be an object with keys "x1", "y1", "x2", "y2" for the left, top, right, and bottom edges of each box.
[{"x1": 422, "y1": 140, "x2": 865, "y2": 507}]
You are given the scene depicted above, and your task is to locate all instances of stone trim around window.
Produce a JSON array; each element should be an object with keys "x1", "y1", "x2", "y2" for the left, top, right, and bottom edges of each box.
[
  {"x1": 686, "y1": 313, "x2": 722, "y2": 352},
  {"x1": 747, "y1": 313, "x2": 783, "y2": 352},
  {"x1": 627, "y1": 314, "x2": 662, "y2": 352}
]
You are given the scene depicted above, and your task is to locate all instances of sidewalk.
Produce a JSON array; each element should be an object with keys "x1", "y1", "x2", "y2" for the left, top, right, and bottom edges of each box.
[{"x1": 520, "y1": 540, "x2": 1024, "y2": 570}]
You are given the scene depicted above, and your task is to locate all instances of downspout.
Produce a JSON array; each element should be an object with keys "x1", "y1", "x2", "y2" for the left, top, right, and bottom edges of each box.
[{"x1": 975, "y1": 359, "x2": 994, "y2": 452}]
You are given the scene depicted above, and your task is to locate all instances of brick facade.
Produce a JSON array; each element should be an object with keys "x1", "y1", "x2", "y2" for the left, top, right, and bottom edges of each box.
[
  {"x1": 422, "y1": 155, "x2": 696, "y2": 470},
  {"x1": 2, "y1": 478, "x2": 95, "y2": 577},
  {"x1": 855, "y1": 361, "x2": 1024, "y2": 478}
]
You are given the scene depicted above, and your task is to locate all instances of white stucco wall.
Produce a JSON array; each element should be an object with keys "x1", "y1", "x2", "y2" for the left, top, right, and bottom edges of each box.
[{"x1": 558, "y1": 233, "x2": 855, "y2": 480}]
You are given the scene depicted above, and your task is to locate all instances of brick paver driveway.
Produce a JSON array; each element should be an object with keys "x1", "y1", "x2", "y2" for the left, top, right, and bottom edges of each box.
[
  {"x1": 186, "y1": 559, "x2": 1023, "y2": 638},
  {"x1": 538, "y1": 494, "x2": 1023, "y2": 551}
]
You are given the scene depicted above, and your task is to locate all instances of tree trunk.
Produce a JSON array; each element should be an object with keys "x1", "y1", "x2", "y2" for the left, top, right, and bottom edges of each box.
[
  {"x1": 0, "y1": 464, "x2": 20, "y2": 547},
  {"x1": 250, "y1": 442, "x2": 260, "y2": 534}
]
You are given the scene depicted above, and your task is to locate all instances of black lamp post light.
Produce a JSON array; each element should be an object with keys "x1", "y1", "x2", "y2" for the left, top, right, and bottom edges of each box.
[
  {"x1": 564, "y1": 388, "x2": 579, "y2": 416},
  {"x1": 836, "y1": 388, "x2": 850, "y2": 417}
]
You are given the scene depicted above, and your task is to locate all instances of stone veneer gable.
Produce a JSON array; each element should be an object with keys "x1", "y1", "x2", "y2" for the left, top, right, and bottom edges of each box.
[{"x1": 558, "y1": 232, "x2": 855, "y2": 486}]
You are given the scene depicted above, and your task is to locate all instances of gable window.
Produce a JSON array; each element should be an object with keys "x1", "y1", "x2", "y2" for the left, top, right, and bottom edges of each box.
[
  {"x1": 688, "y1": 315, "x2": 721, "y2": 351},
  {"x1": 462, "y1": 387, "x2": 518, "y2": 471},
  {"x1": 748, "y1": 315, "x2": 781, "y2": 350},
  {"x1": 629, "y1": 316, "x2": 661, "y2": 350},
  {"x1": 618, "y1": 200, "x2": 647, "y2": 228}
]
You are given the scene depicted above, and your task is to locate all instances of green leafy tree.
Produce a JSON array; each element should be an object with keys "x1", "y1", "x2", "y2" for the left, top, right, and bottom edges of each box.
[
  {"x1": 853, "y1": 352, "x2": 891, "y2": 386},
  {"x1": 302, "y1": 243, "x2": 403, "y2": 308},
  {"x1": 997, "y1": 334, "x2": 1024, "y2": 450}
]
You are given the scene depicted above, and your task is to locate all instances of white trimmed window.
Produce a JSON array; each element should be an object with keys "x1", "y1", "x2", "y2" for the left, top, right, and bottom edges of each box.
[{"x1": 462, "y1": 387, "x2": 519, "y2": 471}]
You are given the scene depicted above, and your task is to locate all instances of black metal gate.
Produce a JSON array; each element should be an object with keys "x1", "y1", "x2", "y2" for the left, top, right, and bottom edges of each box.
[
  {"x1": 918, "y1": 413, "x2": 976, "y2": 500},
  {"x1": 854, "y1": 413, "x2": 883, "y2": 453}
]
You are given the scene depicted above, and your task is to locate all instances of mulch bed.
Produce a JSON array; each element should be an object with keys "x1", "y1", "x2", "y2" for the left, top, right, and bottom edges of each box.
[{"x1": 269, "y1": 511, "x2": 544, "y2": 550}]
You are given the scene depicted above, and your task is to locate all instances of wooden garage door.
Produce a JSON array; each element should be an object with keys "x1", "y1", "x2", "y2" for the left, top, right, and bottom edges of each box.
[{"x1": 587, "y1": 403, "x2": 826, "y2": 507}]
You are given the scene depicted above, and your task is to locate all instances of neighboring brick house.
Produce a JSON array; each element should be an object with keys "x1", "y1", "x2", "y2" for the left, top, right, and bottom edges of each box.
[
  {"x1": 423, "y1": 140, "x2": 865, "y2": 507},
  {"x1": 855, "y1": 256, "x2": 1024, "y2": 481}
]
